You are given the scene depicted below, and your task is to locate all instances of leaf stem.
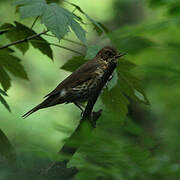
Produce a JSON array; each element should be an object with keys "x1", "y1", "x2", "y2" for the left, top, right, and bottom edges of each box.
[
  {"x1": 63, "y1": 38, "x2": 86, "y2": 47},
  {"x1": 30, "y1": 16, "x2": 39, "y2": 30},
  {"x1": 43, "y1": 33, "x2": 86, "y2": 47},
  {"x1": 29, "y1": 39, "x2": 84, "y2": 55}
]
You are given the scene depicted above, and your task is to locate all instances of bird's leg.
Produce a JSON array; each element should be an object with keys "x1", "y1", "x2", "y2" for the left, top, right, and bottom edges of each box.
[{"x1": 74, "y1": 102, "x2": 85, "y2": 116}]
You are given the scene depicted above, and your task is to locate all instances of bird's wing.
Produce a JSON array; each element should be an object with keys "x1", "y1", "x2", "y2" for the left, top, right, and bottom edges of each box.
[{"x1": 44, "y1": 60, "x2": 100, "y2": 98}]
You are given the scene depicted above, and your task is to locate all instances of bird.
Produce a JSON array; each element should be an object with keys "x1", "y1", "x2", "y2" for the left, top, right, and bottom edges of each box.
[{"x1": 22, "y1": 46, "x2": 126, "y2": 118}]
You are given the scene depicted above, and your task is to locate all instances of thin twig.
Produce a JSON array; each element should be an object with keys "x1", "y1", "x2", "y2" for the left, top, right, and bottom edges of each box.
[
  {"x1": 72, "y1": 7, "x2": 77, "y2": 13},
  {"x1": 43, "y1": 33, "x2": 86, "y2": 47},
  {"x1": 30, "y1": 16, "x2": 39, "y2": 30},
  {"x1": 63, "y1": 38, "x2": 86, "y2": 47},
  {"x1": 42, "y1": 33, "x2": 56, "y2": 38},
  {"x1": 29, "y1": 39, "x2": 84, "y2": 55},
  {"x1": 0, "y1": 30, "x2": 49, "y2": 50}
]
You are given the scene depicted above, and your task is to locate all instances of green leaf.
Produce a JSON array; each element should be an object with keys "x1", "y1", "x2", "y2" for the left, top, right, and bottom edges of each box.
[
  {"x1": 0, "y1": 23, "x2": 14, "y2": 30},
  {"x1": 0, "y1": 94, "x2": 11, "y2": 112},
  {"x1": 68, "y1": 2, "x2": 106, "y2": 35},
  {"x1": 0, "y1": 88, "x2": 10, "y2": 112},
  {"x1": 4, "y1": 22, "x2": 53, "y2": 59},
  {"x1": 148, "y1": 0, "x2": 167, "y2": 7},
  {"x1": 168, "y1": 2, "x2": 180, "y2": 16},
  {"x1": 13, "y1": 0, "x2": 46, "y2": 6},
  {"x1": 61, "y1": 56, "x2": 86, "y2": 72},
  {"x1": 13, "y1": 1, "x2": 86, "y2": 43},
  {"x1": 2, "y1": 56, "x2": 28, "y2": 80},
  {"x1": 69, "y1": 19, "x2": 86, "y2": 44},
  {"x1": 41, "y1": 3, "x2": 86, "y2": 43},
  {"x1": 15, "y1": 21, "x2": 53, "y2": 59},
  {"x1": 117, "y1": 60, "x2": 150, "y2": 105},
  {"x1": 5, "y1": 23, "x2": 29, "y2": 54},
  {"x1": 93, "y1": 22, "x2": 111, "y2": 36},
  {"x1": 101, "y1": 86, "x2": 129, "y2": 123},
  {"x1": 107, "y1": 70, "x2": 118, "y2": 91},
  {"x1": 46, "y1": 0, "x2": 61, "y2": 4},
  {"x1": 85, "y1": 45, "x2": 102, "y2": 60},
  {"x1": 0, "y1": 88, "x2": 8, "y2": 96},
  {"x1": 123, "y1": 118, "x2": 143, "y2": 136},
  {"x1": 30, "y1": 37, "x2": 53, "y2": 60},
  {"x1": 0, "y1": 50, "x2": 28, "y2": 80},
  {"x1": 0, "y1": 129, "x2": 16, "y2": 163},
  {"x1": 0, "y1": 67, "x2": 11, "y2": 91},
  {"x1": 0, "y1": 23, "x2": 14, "y2": 35},
  {"x1": 19, "y1": 0, "x2": 46, "y2": 18}
]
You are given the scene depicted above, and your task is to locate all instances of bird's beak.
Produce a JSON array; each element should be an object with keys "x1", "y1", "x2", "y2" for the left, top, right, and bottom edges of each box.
[{"x1": 115, "y1": 52, "x2": 127, "y2": 59}]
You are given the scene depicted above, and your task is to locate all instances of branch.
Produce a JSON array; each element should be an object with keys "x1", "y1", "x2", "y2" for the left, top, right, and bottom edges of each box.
[
  {"x1": 44, "y1": 60, "x2": 117, "y2": 176},
  {"x1": 0, "y1": 30, "x2": 49, "y2": 50}
]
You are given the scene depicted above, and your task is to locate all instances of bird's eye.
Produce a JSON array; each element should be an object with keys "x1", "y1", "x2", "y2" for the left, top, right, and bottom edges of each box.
[
  {"x1": 105, "y1": 51, "x2": 114, "y2": 57},
  {"x1": 102, "y1": 50, "x2": 115, "y2": 60}
]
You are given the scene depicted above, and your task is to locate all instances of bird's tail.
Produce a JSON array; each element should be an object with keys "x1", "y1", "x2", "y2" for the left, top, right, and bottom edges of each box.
[
  {"x1": 22, "y1": 95, "x2": 65, "y2": 119},
  {"x1": 22, "y1": 104, "x2": 41, "y2": 119}
]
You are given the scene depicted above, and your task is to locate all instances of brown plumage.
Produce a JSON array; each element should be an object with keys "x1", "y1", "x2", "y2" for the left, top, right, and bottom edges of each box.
[{"x1": 22, "y1": 46, "x2": 125, "y2": 118}]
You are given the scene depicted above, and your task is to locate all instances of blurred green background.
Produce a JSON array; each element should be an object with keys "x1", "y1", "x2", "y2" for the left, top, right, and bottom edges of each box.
[{"x1": 1, "y1": 0, "x2": 180, "y2": 179}]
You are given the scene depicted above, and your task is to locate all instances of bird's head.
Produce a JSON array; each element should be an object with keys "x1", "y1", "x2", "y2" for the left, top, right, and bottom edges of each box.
[{"x1": 96, "y1": 46, "x2": 126, "y2": 63}]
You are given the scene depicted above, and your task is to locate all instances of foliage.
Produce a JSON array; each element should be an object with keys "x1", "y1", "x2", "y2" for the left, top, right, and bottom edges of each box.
[
  {"x1": 0, "y1": 129, "x2": 16, "y2": 163},
  {"x1": 2, "y1": 21, "x2": 53, "y2": 58},
  {"x1": 13, "y1": 0, "x2": 86, "y2": 43},
  {"x1": 0, "y1": 0, "x2": 104, "y2": 111},
  {"x1": 1, "y1": 0, "x2": 180, "y2": 179},
  {"x1": 0, "y1": 88, "x2": 11, "y2": 112},
  {"x1": 0, "y1": 48, "x2": 28, "y2": 92}
]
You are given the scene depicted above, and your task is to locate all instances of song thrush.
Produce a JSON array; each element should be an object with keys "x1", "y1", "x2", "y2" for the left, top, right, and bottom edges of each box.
[{"x1": 22, "y1": 46, "x2": 125, "y2": 118}]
